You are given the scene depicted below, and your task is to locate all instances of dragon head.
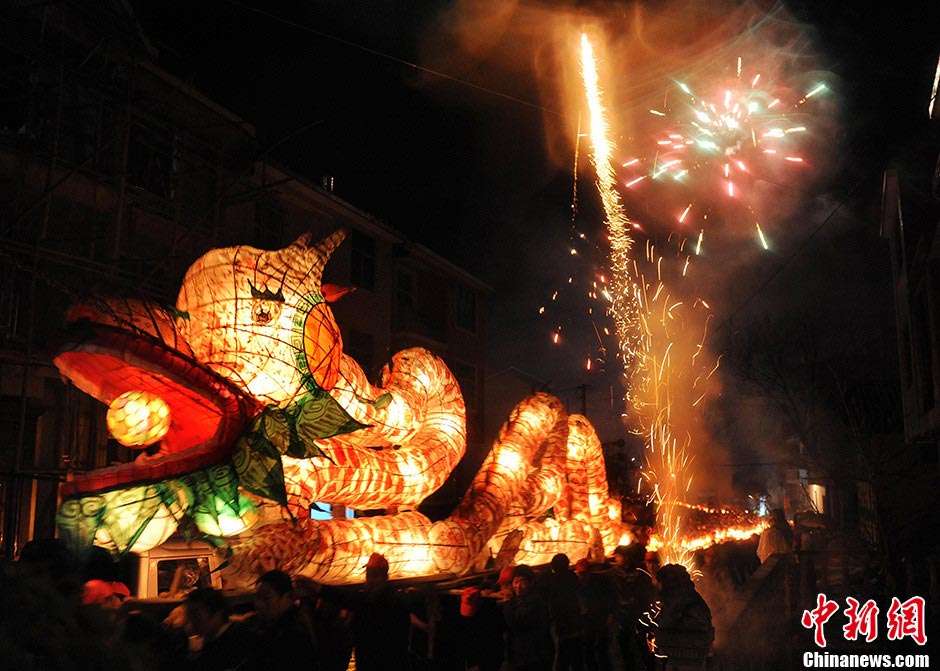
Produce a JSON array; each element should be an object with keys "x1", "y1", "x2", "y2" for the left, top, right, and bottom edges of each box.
[
  {"x1": 176, "y1": 230, "x2": 347, "y2": 405},
  {"x1": 53, "y1": 230, "x2": 352, "y2": 558}
]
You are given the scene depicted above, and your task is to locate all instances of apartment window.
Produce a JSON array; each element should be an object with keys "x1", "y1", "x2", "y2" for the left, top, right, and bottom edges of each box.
[
  {"x1": 175, "y1": 150, "x2": 217, "y2": 232},
  {"x1": 447, "y1": 360, "x2": 478, "y2": 410},
  {"x1": 254, "y1": 200, "x2": 284, "y2": 250},
  {"x1": 425, "y1": 281, "x2": 447, "y2": 339},
  {"x1": 0, "y1": 258, "x2": 23, "y2": 343},
  {"x1": 912, "y1": 288, "x2": 935, "y2": 412},
  {"x1": 345, "y1": 329, "x2": 375, "y2": 381},
  {"x1": 455, "y1": 285, "x2": 477, "y2": 332},
  {"x1": 350, "y1": 230, "x2": 376, "y2": 290},
  {"x1": 397, "y1": 270, "x2": 415, "y2": 311},
  {"x1": 127, "y1": 123, "x2": 173, "y2": 199}
]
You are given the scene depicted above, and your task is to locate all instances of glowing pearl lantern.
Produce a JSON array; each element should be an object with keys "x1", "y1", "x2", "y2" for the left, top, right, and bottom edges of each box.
[{"x1": 106, "y1": 391, "x2": 171, "y2": 447}]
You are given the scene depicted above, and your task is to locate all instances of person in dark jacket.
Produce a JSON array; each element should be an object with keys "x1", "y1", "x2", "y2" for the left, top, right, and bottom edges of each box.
[
  {"x1": 609, "y1": 543, "x2": 657, "y2": 671},
  {"x1": 503, "y1": 564, "x2": 553, "y2": 671},
  {"x1": 650, "y1": 564, "x2": 713, "y2": 670},
  {"x1": 244, "y1": 569, "x2": 320, "y2": 671},
  {"x1": 295, "y1": 575, "x2": 354, "y2": 671},
  {"x1": 460, "y1": 586, "x2": 505, "y2": 671},
  {"x1": 318, "y1": 552, "x2": 412, "y2": 671},
  {"x1": 541, "y1": 554, "x2": 585, "y2": 671},
  {"x1": 575, "y1": 558, "x2": 617, "y2": 671},
  {"x1": 183, "y1": 586, "x2": 256, "y2": 671}
]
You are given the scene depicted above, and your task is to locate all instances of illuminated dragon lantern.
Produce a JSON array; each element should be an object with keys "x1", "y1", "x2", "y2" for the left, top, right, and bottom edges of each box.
[{"x1": 54, "y1": 230, "x2": 628, "y2": 584}]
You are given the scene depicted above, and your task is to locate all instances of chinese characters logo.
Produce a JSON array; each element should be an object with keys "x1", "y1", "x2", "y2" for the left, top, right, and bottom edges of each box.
[{"x1": 801, "y1": 594, "x2": 926, "y2": 647}]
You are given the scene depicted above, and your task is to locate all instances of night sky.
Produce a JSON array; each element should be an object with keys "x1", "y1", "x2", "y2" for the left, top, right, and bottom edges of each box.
[{"x1": 132, "y1": 1, "x2": 940, "y2": 464}]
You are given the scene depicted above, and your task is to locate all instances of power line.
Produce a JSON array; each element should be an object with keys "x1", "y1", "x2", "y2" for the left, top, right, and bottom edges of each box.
[{"x1": 221, "y1": 0, "x2": 561, "y2": 117}]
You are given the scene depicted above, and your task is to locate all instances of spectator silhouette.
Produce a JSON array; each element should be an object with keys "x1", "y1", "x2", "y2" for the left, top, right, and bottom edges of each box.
[
  {"x1": 295, "y1": 575, "x2": 354, "y2": 671},
  {"x1": 318, "y1": 552, "x2": 411, "y2": 671},
  {"x1": 502, "y1": 564, "x2": 553, "y2": 671},
  {"x1": 609, "y1": 543, "x2": 656, "y2": 671},
  {"x1": 493, "y1": 565, "x2": 516, "y2": 602},
  {"x1": 757, "y1": 509, "x2": 794, "y2": 564},
  {"x1": 183, "y1": 586, "x2": 256, "y2": 670},
  {"x1": 2, "y1": 555, "x2": 139, "y2": 670},
  {"x1": 243, "y1": 569, "x2": 320, "y2": 671},
  {"x1": 451, "y1": 585, "x2": 505, "y2": 671},
  {"x1": 540, "y1": 553, "x2": 585, "y2": 671},
  {"x1": 575, "y1": 558, "x2": 617, "y2": 671},
  {"x1": 650, "y1": 564, "x2": 713, "y2": 670},
  {"x1": 18, "y1": 537, "x2": 82, "y2": 598},
  {"x1": 693, "y1": 547, "x2": 735, "y2": 652}
]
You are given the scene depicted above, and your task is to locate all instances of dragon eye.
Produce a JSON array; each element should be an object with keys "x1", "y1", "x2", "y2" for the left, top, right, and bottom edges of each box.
[{"x1": 252, "y1": 301, "x2": 279, "y2": 325}]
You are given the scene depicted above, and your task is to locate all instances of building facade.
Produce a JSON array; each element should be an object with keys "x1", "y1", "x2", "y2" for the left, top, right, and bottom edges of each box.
[{"x1": 879, "y1": 157, "x2": 940, "y2": 555}]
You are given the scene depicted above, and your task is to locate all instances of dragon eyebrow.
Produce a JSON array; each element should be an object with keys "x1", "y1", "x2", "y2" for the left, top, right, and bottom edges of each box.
[
  {"x1": 166, "y1": 306, "x2": 190, "y2": 321},
  {"x1": 247, "y1": 280, "x2": 285, "y2": 302}
]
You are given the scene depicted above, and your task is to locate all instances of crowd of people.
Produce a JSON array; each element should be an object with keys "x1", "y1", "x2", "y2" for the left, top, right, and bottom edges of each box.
[
  {"x1": 5, "y1": 530, "x2": 791, "y2": 671},
  {"x1": 0, "y1": 543, "x2": 728, "y2": 671}
]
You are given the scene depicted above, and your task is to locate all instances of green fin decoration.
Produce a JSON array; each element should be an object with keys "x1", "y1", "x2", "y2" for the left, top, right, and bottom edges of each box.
[
  {"x1": 232, "y1": 417, "x2": 288, "y2": 507},
  {"x1": 95, "y1": 486, "x2": 164, "y2": 555},
  {"x1": 154, "y1": 480, "x2": 187, "y2": 517},
  {"x1": 169, "y1": 464, "x2": 259, "y2": 541},
  {"x1": 286, "y1": 393, "x2": 365, "y2": 458},
  {"x1": 230, "y1": 389, "x2": 366, "y2": 502},
  {"x1": 56, "y1": 495, "x2": 105, "y2": 560},
  {"x1": 177, "y1": 466, "x2": 236, "y2": 516},
  {"x1": 175, "y1": 464, "x2": 256, "y2": 538}
]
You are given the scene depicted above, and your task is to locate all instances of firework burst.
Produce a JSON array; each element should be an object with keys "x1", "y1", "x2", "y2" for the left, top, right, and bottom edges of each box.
[{"x1": 620, "y1": 58, "x2": 826, "y2": 252}]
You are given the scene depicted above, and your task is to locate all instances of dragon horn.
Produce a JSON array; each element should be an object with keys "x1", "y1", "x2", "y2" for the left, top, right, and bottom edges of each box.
[
  {"x1": 306, "y1": 229, "x2": 346, "y2": 290},
  {"x1": 270, "y1": 230, "x2": 347, "y2": 293}
]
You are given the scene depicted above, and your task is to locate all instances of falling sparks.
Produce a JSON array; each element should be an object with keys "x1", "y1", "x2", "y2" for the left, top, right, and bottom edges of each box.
[
  {"x1": 580, "y1": 33, "x2": 640, "y2": 368},
  {"x1": 802, "y1": 83, "x2": 827, "y2": 101},
  {"x1": 931, "y1": 53, "x2": 940, "y2": 119},
  {"x1": 580, "y1": 33, "x2": 722, "y2": 569},
  {"x1": 756, "y1": 222, "x2": 769, "y2": 249}
]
